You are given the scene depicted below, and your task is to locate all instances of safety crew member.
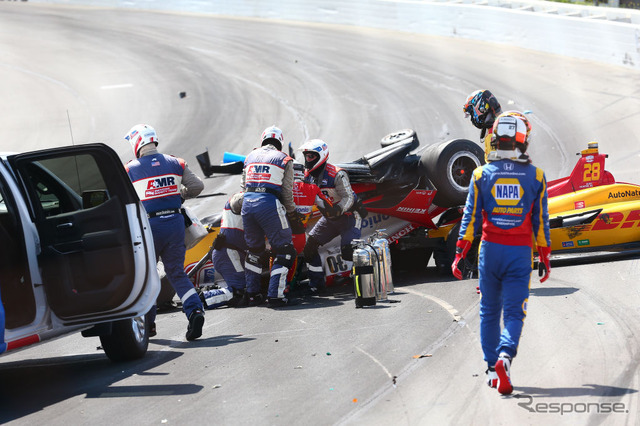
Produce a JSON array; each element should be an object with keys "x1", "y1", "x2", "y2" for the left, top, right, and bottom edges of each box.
[
  {"x1": 451, "y1": 112, "x2": 551, "y2": 395},
  {"x1": 124, "y1": 124, "x2": 206, "y2": 341},
  {"x1": 206, "y1": 192, "x2": 248, "y2": 307},
  {"x1": 241, "y1": 125, "x2": 302, "y2": 307},
  {"x1": 300, "y1": 139, "x2": 363, "y2": 294},
  {"x1": 463, "y1": 89, "x2": 502, "y2": 161}
]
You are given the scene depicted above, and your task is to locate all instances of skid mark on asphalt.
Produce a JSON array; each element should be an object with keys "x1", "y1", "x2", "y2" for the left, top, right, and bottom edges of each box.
[
  {"x1": 188, "y1": 46, "x2": 310, "y2": 140},
  {"x1": 402, "y1": 287, "x2": 462, "y2": 322}
]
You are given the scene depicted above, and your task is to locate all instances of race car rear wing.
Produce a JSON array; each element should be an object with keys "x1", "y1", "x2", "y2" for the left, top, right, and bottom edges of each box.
[{"x1": 547, "y1": 142, "x2": 614, "y2": 198}]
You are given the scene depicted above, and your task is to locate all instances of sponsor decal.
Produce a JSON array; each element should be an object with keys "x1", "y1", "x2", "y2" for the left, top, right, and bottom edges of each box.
[
  {"x1": 496, "y1": 184, "x2": 520, "y2": 199},
  {"x1": 491, "y1": 207, "x2": 524, "y2": 215},
  {"x1": 586, "y1": 209, "x2": 640, "y2": 231},
  {"x1": 396, "y1": 206, "x2": 427, "y2": 215},
  {"x1": 247, "y1": 164, "x2": 272, "y2": 181},
  {"x1": 562, "y1": 241, "x2": 574, "y2": 248},
  {"x1": 145, "y1": 176, "x2": 178, "y2": 198},
  {"x1": 492, "y1": 178, "x2": 523, "y2": 206},
  {"x1": 607, "y1": 189, "x2": 640, "y2": 199},
  {"x1": 574, "y1": 201, "x2": 585, "y2": 209},
  {"x1": 388, "y1": 223, "x2": 417, "y2": 243},
  {"x1": 577, "y1": 239, "x2": 590, "y2": 246},
  {"x1": 360, "y1": 214, "x2": 391, "y2": 230},
  {"x1": 585, "y1": 155, "x2": 594, "y2": 163},
  {"x1": 504, "y1": 162, "x2": 514, "y2": 171}
]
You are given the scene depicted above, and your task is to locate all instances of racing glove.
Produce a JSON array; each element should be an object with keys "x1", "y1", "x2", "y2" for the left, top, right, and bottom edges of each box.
[
  {"x1": 538, "y1": 245, "x2": 551, "y2": 283},
  {"x1": 286, "y1": 210, "x2": 306, "y2": 235},
  {"x1": 451, "y1": 239, "x2": 472, "y2": 280},
  {"x1": 320, "y1": 204, "x2": 342, "y2": 219}
]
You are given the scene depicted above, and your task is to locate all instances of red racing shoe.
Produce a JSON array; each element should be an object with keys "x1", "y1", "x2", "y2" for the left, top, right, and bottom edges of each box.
[{"x1": 495, "y1": 354, "x2": 513, "y2": 395}]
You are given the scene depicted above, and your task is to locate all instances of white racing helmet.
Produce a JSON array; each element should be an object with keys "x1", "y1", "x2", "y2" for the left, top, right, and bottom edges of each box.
[
  {"x1": 125, "y1": 124, "x2": 158, "y2": 158},
  {"x1": 260, "y1": 125, "x2": 284, "y2": 151},
  {"x1": 299, "y1": 139, "x2": 329, "y2": 172},
  {"x1": 489, "y1": 112, "x2": 530, "y2": 162}
]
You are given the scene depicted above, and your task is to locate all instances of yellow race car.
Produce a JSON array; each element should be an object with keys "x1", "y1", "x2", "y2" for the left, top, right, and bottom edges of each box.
[{"x1": 547, "y1": 142, "x2": 640, "y2": 254}]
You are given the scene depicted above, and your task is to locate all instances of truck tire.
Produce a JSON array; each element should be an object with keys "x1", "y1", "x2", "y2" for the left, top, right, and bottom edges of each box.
[
  {"x1": 419, "y1": 139, "x2": 484, "y2": 208},
  {"x1": 380, "y1": 129, "x2": 418, "y2": 148},
  {"x1": 100, "y1": 315, "x2": 149, "y2": 362}
]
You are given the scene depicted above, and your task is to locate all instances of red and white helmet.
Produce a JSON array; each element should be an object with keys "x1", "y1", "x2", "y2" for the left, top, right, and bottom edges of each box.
[
  {"x1": 489, "y1": 112, "x2": 530, "y2": 162},
  {"x1": 260, "y1": 125, "x2": 284, "y2": 151},
  {"x1": 299, "y1": 139, "x2": 329, "y2": 172},
  {"x1": 125, "y1": 124, "x2": 158, "y2": 157}
]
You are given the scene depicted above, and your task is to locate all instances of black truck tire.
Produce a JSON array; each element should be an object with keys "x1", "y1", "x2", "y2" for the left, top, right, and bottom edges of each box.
[{"x1": 100, "y1": 315, "x2": 149, "y2": 362}]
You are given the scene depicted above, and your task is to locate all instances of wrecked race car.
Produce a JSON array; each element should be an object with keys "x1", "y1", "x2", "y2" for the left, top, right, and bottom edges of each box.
[{"x1": 186, "y1": 129, "x2": 485, "y2": 291}]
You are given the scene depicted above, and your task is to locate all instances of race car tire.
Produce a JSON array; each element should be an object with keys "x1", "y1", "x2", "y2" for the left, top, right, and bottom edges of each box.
[
  {"x1": 419, "y1": 139, "x2": 484, "y2": 208},
  {"x1": 100, "y1": 315, "x2": 149, "y2": 362},
  {"x1": 380, "y1": 129, "x2": 418, "y2": 148}
]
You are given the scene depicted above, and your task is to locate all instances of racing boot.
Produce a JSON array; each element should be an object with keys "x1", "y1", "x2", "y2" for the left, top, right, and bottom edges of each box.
[
  {"x1": 186, "y1": 309, "x2": 205, "y2": 341},
  {"x1": 486, "y1": 366, "x2": 498, "y2": 388},
  {"x1": 239, "y1": 292, "x2": 264, "y2": 307},
  {"x1": 495, "y1": 353, "x2": 513, "y2": 395},
  {"x1": 226, "y1": 289, "x2": 246, "y2": 308}
]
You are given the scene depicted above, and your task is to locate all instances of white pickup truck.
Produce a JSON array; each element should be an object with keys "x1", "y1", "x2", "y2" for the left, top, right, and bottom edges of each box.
[{"x1": 0, "y1": 143, "x2": 159, "y2": 362}]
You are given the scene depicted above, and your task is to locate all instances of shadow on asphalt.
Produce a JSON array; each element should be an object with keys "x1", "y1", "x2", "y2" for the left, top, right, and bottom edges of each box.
[
  {"x1": 513, "y1": 383, "x2": 638, "y2": 398},
  {"x1": 151, "y1": 334, "x2": 255, "y2": 348},
  {"x1": 0, "y1": 350, "x2": 196, "y2": 423},
  {"x1": 530, "y1": 286, "x2": 579, "y2": 297}
]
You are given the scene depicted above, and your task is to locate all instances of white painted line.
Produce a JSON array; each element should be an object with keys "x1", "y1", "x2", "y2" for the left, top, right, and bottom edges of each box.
[
  {"x1": 356, "y1": 346, "x2": 393, "y2": 380},
  {"x1": 100, "y1": 84, "x2": 133, "y2": 90},
  {"x1": 402, "y1": 288, "x2": 462, "y2": 322}
]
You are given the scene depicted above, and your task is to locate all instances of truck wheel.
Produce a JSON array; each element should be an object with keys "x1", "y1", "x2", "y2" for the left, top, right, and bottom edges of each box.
[
  {"x1": 419, "y1": 139, "x2": 484, "y2": 208},
  {"x1": 100, "y1": 315, "x2": 149, "y2": 362},
  {"x1": 380, "y1": 129, "x2": 419, "y2": 148}
]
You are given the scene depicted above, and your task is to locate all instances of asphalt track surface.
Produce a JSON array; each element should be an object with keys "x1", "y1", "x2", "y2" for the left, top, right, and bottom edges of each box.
[{"x1": 1, "y1": 3, "x2": 640, "y2": 425}]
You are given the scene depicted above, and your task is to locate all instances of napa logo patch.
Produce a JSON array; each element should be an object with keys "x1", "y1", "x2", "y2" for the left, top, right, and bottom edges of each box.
[{"x1": 492, "y1": 178, "x2": 523, "y2": 206}]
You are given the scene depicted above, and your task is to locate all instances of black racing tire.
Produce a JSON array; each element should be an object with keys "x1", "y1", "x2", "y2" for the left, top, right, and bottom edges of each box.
[
  {"x1": 100, "y1": 315, "x2": 149, "y2": 362},
  {"x1": 419, "y1": 139, "x2": 484, "y2": 208},
  {"x1": 380, "y1": 129, "x2": 418, "y2": 148}
]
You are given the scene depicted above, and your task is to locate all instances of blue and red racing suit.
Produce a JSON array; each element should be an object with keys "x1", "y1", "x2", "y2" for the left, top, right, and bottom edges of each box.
[
  {"x1": 304, "y1": 163, "x2": 361, "y2": 289},
  {"x1": 457, "y1": 159, "x2": 550, "y2": 366},
  {"x1": 241, "y1": 145, "x2": 297, "y2": 299},
  {"x1": 126, "y1": 152, "x2": 204, "y2": 320}
]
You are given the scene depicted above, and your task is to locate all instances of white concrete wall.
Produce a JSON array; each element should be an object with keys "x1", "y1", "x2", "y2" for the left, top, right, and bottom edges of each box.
[{"x1": 29, "y1": 0, "x2": 640, "y2": 69}]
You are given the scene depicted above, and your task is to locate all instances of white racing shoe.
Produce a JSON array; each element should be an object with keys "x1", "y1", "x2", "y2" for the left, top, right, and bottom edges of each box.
[
  {"x1": 495, "y1": 353, "x2": 513, "y2": 395},
  {"x1": 486, "y1": 366, "x2": 498, "y2": 388}
]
